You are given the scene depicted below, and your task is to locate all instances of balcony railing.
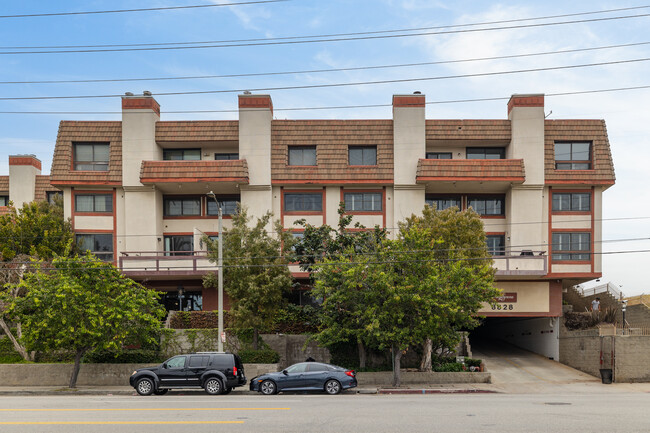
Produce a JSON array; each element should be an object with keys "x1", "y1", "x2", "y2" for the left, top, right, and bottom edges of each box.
[
  {"x1": 492, "y1": 250, "x2": 547, "y2": 276},
  {"x1": 118, "y1": 251, "x2": 217, "y2": 277}
]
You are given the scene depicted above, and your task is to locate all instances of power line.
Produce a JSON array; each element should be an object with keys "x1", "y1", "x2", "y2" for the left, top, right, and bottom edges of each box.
[
  {"x1": 1, "y1": 41, "x2": 648, "y2": 86},
  {"x1": 0, "y1": 1, "x2": 290, "y2": 19},
  {"x1": 2, "y1": 12, "x2": 650, "y2": 55},
  {"x1": 1, "y1": 57, "x2": 649, "y2": 101}
]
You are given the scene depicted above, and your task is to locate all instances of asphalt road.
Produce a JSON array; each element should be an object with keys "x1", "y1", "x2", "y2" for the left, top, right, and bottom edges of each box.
[{"x1": 1, "y1": 392, "x2": 649, "y2": 433}]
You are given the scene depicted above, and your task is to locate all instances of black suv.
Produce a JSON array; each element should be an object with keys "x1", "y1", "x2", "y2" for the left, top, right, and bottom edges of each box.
[{"x1": 130, "y1": 352, "x2": 246, "y2": 396}]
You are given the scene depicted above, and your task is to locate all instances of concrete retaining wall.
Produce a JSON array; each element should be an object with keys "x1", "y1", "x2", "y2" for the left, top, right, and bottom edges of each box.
[
  {"x1": 356, "y1": 371, "x2": 491, "y2": 386},
  {"x1": 0, "y1": 363, "x2": 279, "y2": 387},
  {"x1": 260, "y1": 334, "x2": 331, "y2": 368}
]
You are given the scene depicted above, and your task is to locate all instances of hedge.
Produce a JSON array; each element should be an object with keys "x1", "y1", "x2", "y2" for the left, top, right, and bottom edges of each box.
[{"x1": 238, "y1": 349, "x2": 280, "y2": 364}]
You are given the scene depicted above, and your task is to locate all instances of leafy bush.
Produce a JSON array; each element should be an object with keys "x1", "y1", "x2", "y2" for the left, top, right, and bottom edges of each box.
[
  {"x1": 238, "y1": 349, "x2": 280, "y2": 364},
  {"x1": 272, "y1": 304, "x2": 321, "y2": 334},
  {"x1": 83, "y1": 349, "x2": 162, "y2": 364},
  {"x1": 465, "y1": 358, "x2": 482, "y2": 368},
  {"x1": 169, "y1": 311, "x2": 233, "y2": 329},
  {"x1": 433, "y1": 362, "x2": 464, "y2": 372}
]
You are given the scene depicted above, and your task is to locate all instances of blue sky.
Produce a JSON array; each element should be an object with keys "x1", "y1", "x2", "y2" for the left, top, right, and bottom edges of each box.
[{"x1": 0, "y1": 1, "x2": 649, "y2": 295}]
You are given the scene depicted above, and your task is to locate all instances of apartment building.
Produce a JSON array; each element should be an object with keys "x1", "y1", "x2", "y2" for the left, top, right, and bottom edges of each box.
[{"x1": 4, "y1": 91, "x2": 614, "y2": 358}]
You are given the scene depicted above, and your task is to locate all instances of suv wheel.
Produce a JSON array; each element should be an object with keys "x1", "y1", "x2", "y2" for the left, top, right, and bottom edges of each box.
[
  {"x1": 260, "y1": 380, "x2": 277, "y2": 395},
  {"x1": 204, "y1": 378, "x2": 223, "y2": 395},
  {"x1": 136, "y1": 378, "x2": 154, "y2": 396},
  {"x1": 324, "y1": 379, "x2": 341, "y2": 395}
]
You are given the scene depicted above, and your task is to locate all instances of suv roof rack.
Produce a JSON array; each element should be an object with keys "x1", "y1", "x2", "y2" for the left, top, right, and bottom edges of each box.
[{"x1": 195, "y1": 351, "x2": 229, "y2": 354}]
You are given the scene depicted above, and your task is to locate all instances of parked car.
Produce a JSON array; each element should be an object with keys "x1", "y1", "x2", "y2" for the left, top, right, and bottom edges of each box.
[
  {"x1": 130, "y1": 352, "x2": 246, "y2": 396},
  {"x1": 250, "y1": 362, "x2": 357, "y2": 395}
]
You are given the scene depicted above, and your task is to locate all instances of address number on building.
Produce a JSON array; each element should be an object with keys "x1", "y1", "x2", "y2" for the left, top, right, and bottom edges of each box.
[{"x1": 491, "y1": 304, "x2": 514, "y2": 310}]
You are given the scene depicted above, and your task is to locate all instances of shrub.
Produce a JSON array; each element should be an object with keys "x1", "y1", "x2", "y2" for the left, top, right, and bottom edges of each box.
[
  {"x1": 83, "y1": 349, "x2": 162, "y2": 364},
  {"x1": 465, "y1": 358, "x2": 482, "y2": 368},
  {"x1": 238, "y1": 349, "x2": 280, "y2": 364},
  {"x1": 168, "y1": 311, "x2": 233, "y2": 329},
  {"x1": 433, "y1": 362, "x2": 464, "y2": 372},
  {"x1": 272, "y1": 304, "x2": 321, "y2": 334}
]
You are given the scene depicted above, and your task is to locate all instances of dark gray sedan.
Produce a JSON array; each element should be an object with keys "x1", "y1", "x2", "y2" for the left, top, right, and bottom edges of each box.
[{"x1": 249, "y1": 362, "x2": 357, "y2": 395}]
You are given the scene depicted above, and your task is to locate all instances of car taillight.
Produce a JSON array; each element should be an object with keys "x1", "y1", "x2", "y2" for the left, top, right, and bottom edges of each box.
[
  {"x1": 233, "y1": 366, "x2": 238, "y2": 376},
  {"x1": 345, "y1": 370, "x2": 355, "y2": 377}
]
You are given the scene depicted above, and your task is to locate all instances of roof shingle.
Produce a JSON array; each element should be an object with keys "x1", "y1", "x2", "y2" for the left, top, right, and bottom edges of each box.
[
  {"x1": 140, "y1": 160, "x2": 248, "y2": 183},
  {"x1": 416, "y1": 159, "x2": 525, "y2": 182}
]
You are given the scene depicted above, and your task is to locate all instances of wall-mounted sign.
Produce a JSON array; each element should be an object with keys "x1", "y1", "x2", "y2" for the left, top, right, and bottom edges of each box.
[{"x1": 495, "y1": 292, "x2": 517, "y2": 303}]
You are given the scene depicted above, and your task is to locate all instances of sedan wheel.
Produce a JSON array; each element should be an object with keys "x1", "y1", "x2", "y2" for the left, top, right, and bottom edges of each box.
[
  {"x1": 204, "y1": 378, "x2": 223, "y2": 395},
  {"x1": 324, "y1": 379, "x2": 341, "y2": 395},
  {"x1": 260, "y1": 380, "x2": 277, "y2": 395},
  {"x1": 136, "y1": 378, "x2": 154, "y2": 396}
]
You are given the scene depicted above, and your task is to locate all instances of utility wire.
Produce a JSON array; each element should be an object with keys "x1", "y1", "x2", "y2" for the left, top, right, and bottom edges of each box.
[
  {"x1": 1, "y1": 41, "x2": 648, "y2": 86},
  {"x1": 1, "y1": 12, "x2": 650, "y2": 55},
  {"x1": 1, "y1": 57, "x2": 649, "y2": 101},
  {"x1": 0, "y1": 1, "x2": 290, "y2": 19}
]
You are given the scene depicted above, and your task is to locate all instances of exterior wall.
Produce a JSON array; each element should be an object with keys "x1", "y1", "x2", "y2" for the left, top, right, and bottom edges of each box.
[
  {"x1": 74, "y1": 216, "x2": 113, "y2": 231},
  {"x1": 122, "y1": 189, "x2": 161, "y2": 253},
  {"x1": 8, "y1": 163, "x2": 39, "y2": 207},
  {"x1": 559, "y1": 329, "x2": 601, "y2": 377},
  {"x1": 485, "y1": 317, "x2": 560, "y2": 361},
  {"x1": 479, "y1": 281, "x2": 552, "y2": 315},
  {"x1": 593, "y1": 187, "x2": 604, "y2": 273},
  {"x1": 238, "y1": 96, "x2": 272, "y2": 187},
  {"x1": 261, "y1": 334, "x2": 331, "y2": 369}
]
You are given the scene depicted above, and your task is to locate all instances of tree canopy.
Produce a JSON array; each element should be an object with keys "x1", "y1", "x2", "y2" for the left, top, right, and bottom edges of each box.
[
  {"x1": 203, "y1": 207, "x2": 295, "y2": 350},
  {"x1": 4, "y1": 254, "x2": 165, "y2": 387}
]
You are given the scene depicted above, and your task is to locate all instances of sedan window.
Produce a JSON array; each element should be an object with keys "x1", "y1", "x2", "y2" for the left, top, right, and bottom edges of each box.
[{"x1": 306, "y1": 363, "x2": 329, "y2": 372}]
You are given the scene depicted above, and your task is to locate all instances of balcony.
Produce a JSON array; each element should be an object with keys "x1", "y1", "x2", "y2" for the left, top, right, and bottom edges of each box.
[
  {"x1": 140, "y1": 160, "x2": 248, "y2": 193},
  {"x1": 416, "y1": 159, "x2": 525, "y2": 192},
  {"x1": 118, "y1": 251, "x2": 217, "y2": 279},
  {"x1": 493, "y1": 250, "x2": 547, "y2": 278}
]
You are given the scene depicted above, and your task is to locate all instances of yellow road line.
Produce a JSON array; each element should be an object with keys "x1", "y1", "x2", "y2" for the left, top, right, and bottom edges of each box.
[
  {"x1": 1, "y1": 407, "x2": 290, "y2": 412},
  {"x1": 0, "y1": 421, "x2": 244, "y2": 425}
]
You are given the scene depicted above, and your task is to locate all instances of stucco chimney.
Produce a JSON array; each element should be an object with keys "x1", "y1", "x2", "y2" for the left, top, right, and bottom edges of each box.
[
  {"x1": 9, "y1": 154, "x2": 41, "y2": 206},
  {"x1": 121, "y1": 92, "x2": 161, "y2": 187}
]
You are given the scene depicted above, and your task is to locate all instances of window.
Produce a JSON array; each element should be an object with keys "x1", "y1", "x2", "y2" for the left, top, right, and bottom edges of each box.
[
  {"x1": 166, "y1": 356, "x2": 186, "y2": 369},
  {"x1": 552, "y1": 232, "x2": 591, "y2": 261},
  {"x1": 284, "y1": 193, "x2": 323, "y2": 212},
  {"x1": 73, "y1": 142, "x2": 109, "y2": 171},
  {"x1": 288, "y1": 146, "x2": 316, "y2": 166},
  {"x1": 76, "y1": 233, "x2": 113, "y2": 261},
  {"x1": 486, "y1": 235, "x2": 505, "y2": 256},
  {"x1": 214, "y1": 153, "x2": 239, "y2": 160},
  {"x1": 349, "y1": 146, "x2": 377, "y2": 165},
  {"x1": 46, "y1": 191, "x2": 62, "y2": 205},
  {"x1": 164, "y1": 235, "x2": 194, "y2": 256},
  {"x1": 555, "y1": 142, "x2": 591, "y2": 169},
  {"x1": 188, "y1": 356, "x2": 209, "y2": 368},
  {"x1": 425, "y1": 196, "x2": 461, "y2": 211},
  {"x1": 467, "y1": 195, "x2": 505, "y2": 216},
  {"x1": 285, "y1": 363, "x2": 308, "y2": 374},
  {"x1": 75, "y1": 194, "x2": 113, "y2": 213},
  {"x1": 0, "y1": 196, "x2": 8, "y2": 206},
  {"x1": 466, "y1": 147, "x2": 505, "y2": 160},
  {"x1": 344, "y1": 192, "x2": 382, "y2": 212},
  {"x1": 306, "y1": 363, "x2": 329, "y2": 372},
  {"x1": 552, "y1": 192, "x2": 591, "y2": 212},
  {"x1": 163, "y1": 149, "x2": 201, "y2": 161},
  {"x1": 163, "y1": 197, "x2": 201, "y2": 217},
  {"x1": 426, "y1": 152, "x2": 452, "y2": 159},
  {"x1": 207, "y1": 197, "x2": 239, "y2": 216}
]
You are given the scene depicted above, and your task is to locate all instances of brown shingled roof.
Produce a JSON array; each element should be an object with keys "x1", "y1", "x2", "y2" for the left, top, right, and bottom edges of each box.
[
  {"x1": 426, "y1": 120, "x2": 511, "y2": 141},
  {"x1": 34, "y1": 176, "x2": 60, "y2": 201},
  {"x1": 416, "y1": 159, "x2": 525, "y2": 182},
  {"x1": 271, "y1": 120, "x2": 393, "y2": 184},
  {"x1": 140, "y1": 160, "x2": 249, "y2": 183},
  {"x1": 544, "y1": 120, "x2": 615, "y2": 185},
  {"x1": 156, "y1": 121, "x2": 239, "y2": 142},
  {"x1": 0, "y1": 176, "x2": 8, "y2": 193},
  {"x1": 50, "y1": 121, "x2": 122, "y2": 185}
]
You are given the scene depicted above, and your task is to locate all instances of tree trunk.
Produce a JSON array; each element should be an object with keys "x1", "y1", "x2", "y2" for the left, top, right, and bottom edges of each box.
[
  {"x1": 392, "y1": 344, "x2": 403, "y2": 387},
  {"x1": 357, "y1": 338, "x2": 366, "y2": 369},
  {"x1": 252, "y1": 328, "x2": 259, "y2": 351},
  {"x1": 419, "y1": 338, "x2": 432, "y2": 372},
  {"x1": 69, "y1": 349, "x2": 86, "y2": 388},
  {"x1": 0, "y1": 318, "x2": 33, "y2": 361}
]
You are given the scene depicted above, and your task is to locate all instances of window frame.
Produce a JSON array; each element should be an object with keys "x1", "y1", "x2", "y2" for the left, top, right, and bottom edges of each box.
[
  {"x1": 425, "y1": 152, "x2": 452, "y2": 159},
  {"x1": 283, "y1": 191, "x2": 324, "y2": 214},
  {"x1": 551, "y1": 191, "x2": 592, "y2": 213},
  {"x1": 214, "y1": 153, "x2": 239, "y2": 160},
  {"x1": 551, "y1": 231, "x2": 592, "y2": 262},
  {"x1": 425, "y1": 195, "x2": 462, "y2": 211},
  {"x1": 76, "y1": 233, "x2": 114, "y2": 262},
  {"x1": 163, "y1": 196, "x2": 202, "y2": 218},
  {"x1": 46, "y1": 191, "x2": 62, "y2": 205},
  {"x1": 348, "y1": 146, "x2": 378, "y2": 166},
  {"x1": 466, "y1": 194, "x2": 505, "y2": 217},
  {"x1": 206, "y1": 195, "x2": 240, "y2": 217},
  {"x1": 466, "y1": 147, "x2": 505, "y2": 160},
  {"x1": 162, "y1": 148, "x2": 201, "y2": 161},
  {"x1": 288, "y1": 146, "x2": 317, "y2": 166},
  {"x1": 0, "y1": 195, "x2": 8, "y2": 206},
  {"x1": 486, "y1": 234, "x2": 506, "y2": 256},
  {"x1": 164, "y1": 234, "x2": 194, "y2": 256},
  {"x1": 554, "y1": 141, "x2": 592, "y2": 170},
  {"x1": 343, "y1": 191, "x2": 384, "y2": 213},
  {"x1": 74, "y1": 193, "x2": 114, "y2": 213},
  {"x1": 73, "y1": 142, "x2": 110, "y2": 171}
]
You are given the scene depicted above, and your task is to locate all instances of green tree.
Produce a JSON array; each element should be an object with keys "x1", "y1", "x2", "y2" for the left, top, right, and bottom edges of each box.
[
  {"x1": 4, "y1": 254, "x2": 165, "y2": 387},
  {"x1": 296, "y1": 205, "x2": 387, "y2": 367},
  {"x1": 0, "y1": 198, "x2": 76, "y2": 361},
  {"x1": 203, "y1": 207, "x2": 294, "y2": 350}
]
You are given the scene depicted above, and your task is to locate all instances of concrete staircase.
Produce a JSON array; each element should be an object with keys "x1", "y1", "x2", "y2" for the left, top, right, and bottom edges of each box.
[
  {"x1": 564, "y1": 282, "x2": 623, "y2": 313},
  {"x1": 624, "y1": 295, "x2": 650, "y2": 328}
]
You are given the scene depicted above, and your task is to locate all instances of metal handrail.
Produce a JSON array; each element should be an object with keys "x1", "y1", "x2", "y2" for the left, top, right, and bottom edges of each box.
[{"x1": 575, "y1": 282, "x2": 625, "y2": 300}]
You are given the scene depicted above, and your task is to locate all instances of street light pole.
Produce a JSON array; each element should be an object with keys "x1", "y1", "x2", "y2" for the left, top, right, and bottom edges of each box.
[{"x1": 207, "y1": 191, "x2": 224, "y2": 352}]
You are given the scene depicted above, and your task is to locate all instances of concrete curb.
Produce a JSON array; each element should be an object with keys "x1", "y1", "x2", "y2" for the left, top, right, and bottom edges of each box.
[{"x1": 377, "y1": 388, "x2": 498, "y2": 394}]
